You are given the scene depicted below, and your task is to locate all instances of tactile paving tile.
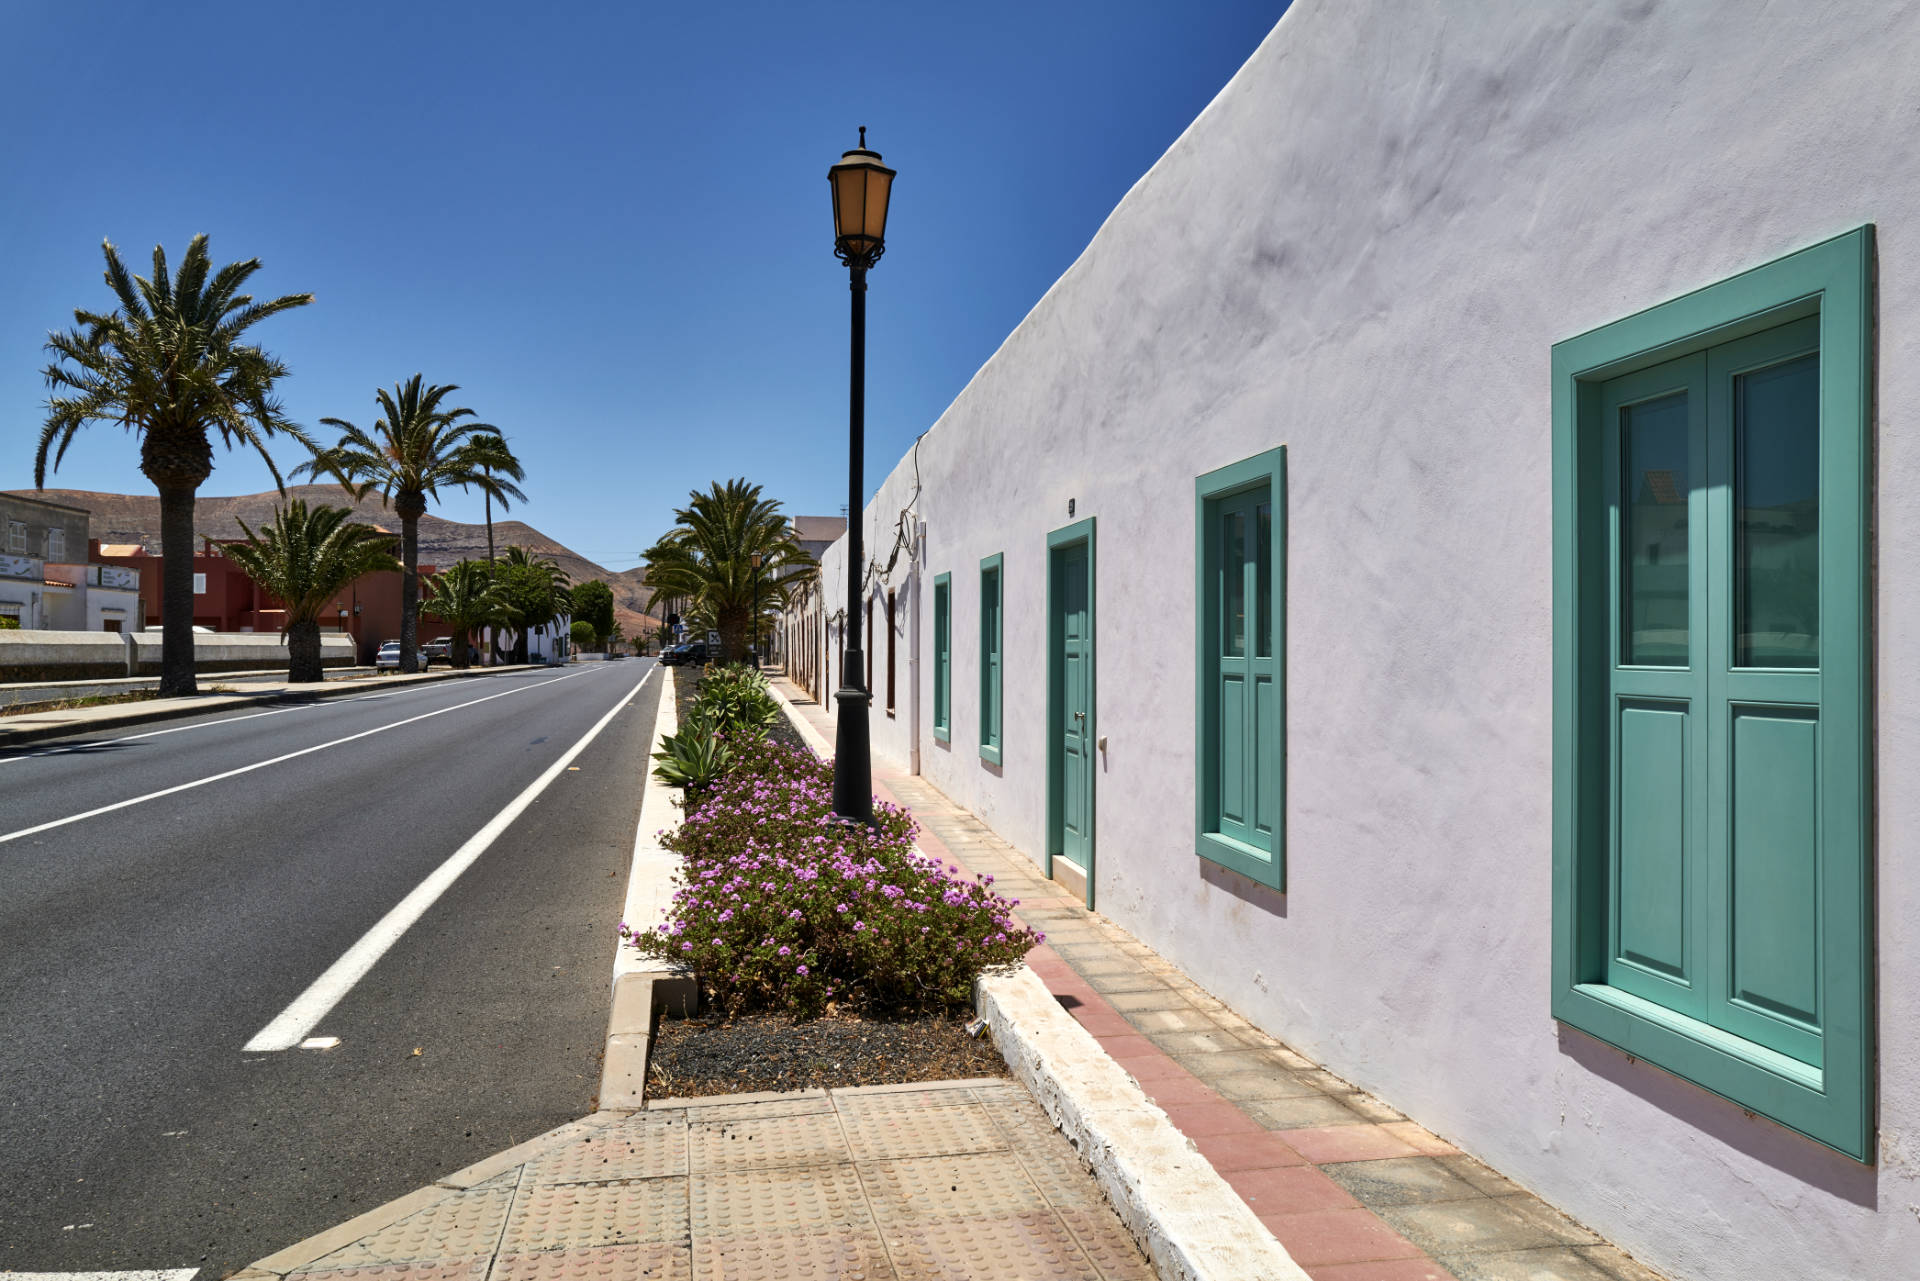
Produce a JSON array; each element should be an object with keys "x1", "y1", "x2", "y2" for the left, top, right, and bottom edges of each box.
[
  {"x1": 488, "y1": 1243, "x2": 692, "y2": 1281},
  {"x1": 687, "y1": 1111, "x2": 850, "y2": 1172},
  {"x1": 879, "y1": 1208, "x2": 1103, "y2": 1280},
  {"x1": 523, "y1": 1116, "x2": 688, "y2": 1185},
  {"x1": 688, "y1": 1228, "x2": 894, "y2": 1281},
  {"x1": 1003, "y1": 1134, "x2": 1106, "y2": 1212},
  {"x1": 861, "y1": 1152, "x2": 1049, "y2": 1225},
  {"x1": 1053, "y1": 1207, "x2": 1156, "y2": 1280},
  {"x1": 687, "y1": 1162, "x2": 875, "y2": 1238},
  {"x1": 318, "y1": 1187, "x2": 516, "y2": 1267},
  {"x1": 675, "y1": 1094, "x2": 836, "y2": 1123},
  {"x1": 840, "y1": 1103, "x2": 1008, "y2": 1162},
  {"x1": 833, "y1": 1086, "x2": 982, "y2": 1113},
  {"x1": 498, "y1": 1177, "x2": 688, "y2": 1252},
  {"x1": 293, "y1": 1260, "x2": 491, "y2": 1281}
]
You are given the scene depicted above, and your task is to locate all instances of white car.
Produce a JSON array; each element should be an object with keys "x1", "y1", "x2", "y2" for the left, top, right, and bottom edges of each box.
[{"x1": 375, "y1": 640, "x2": 430, "y2": 672}]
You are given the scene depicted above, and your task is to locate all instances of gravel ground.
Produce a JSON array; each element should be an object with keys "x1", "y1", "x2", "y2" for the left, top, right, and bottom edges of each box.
[{"x1": 647, "y1": 1008, "x2": 1009, "y2": 1098}]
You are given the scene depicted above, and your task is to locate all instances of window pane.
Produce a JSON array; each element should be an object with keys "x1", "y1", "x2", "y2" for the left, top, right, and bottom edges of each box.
[
  {"x1": 1256, "y1": 501, "x2": 1273, "y2": 658},
  {"x1": 1222, "y1": 510, "x2": 1246, "y2": 657},
  {"x1": 1622, "y1": 393, "x2": 1690, "y2": 665},
  {"x1": 1735, "y1": 353, "x2": 1820, "y2": 667}
]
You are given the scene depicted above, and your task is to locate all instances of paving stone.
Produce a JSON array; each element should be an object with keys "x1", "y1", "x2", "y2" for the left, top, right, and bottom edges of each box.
[
  {"x1": 860, "y1": 1151, "x2": 1051, "y2": 1223},
  {"x1": 1379, "y1": 1122, "x2": 1458, "y2": 1156},
  {"x1": 687, "y1": 1111, "x2": 850, "y2": 1171},
  {"x1": 1085, "y1": 971, "x2": 1172, "y2": 995},
  {"x1": 318, "y1": 1187, "x2": 516, "y2": 1267},
  {"x1": 1191, "y1": 1130, "x2": 1311, "y2": 1172},
  {"x1": 840, "y1": 1102, "x2": 1007, "y2": 1162},
  {"x1": 1224, "y1": 1164, "x2": 1361, "y2": 1216},
  {"x1": 1006, "y1": 1139, "x2": 1107, "y2": 1211},
  {"x1": 1204, "y1": 1068, "x2": 1327, "y2": 1102},
  {"x1": 1300, "y1": 1257, "x2": 1460, "y2": 1280},
  {"x1": 687, "y1": 1162, "x2": 874, "y2": 1238},
  {"x1": 499, "y1": 1179, "x2": 688, "y2": 1252},
  {"x1": 1148, "y1": 1028, "x2": 1257, "y2": 1056},
  {"x1": 1572, "y1": 1245, "x2": 1669, "y2": 1280},
  {"x1": 1242, "y1": 1095, "x2": 1371, "y2": 1130},
  {"x1": 1103, "y1": 988, "x2": 1203, "y2": 1014},
  {"x1": 1435, "y1": 1156, "x2": 1525, "y2": 1198},
  {"x1": 1284, "y1": 1124, "x2": 1423, "y2": 1164},
  {"x1": 1258, "y1": 1207, "x2": 1425, "y2": 1267},
  {"x1": 1181, "y1": 1048, "x2": 1308, "y2": 1077},
  {"x1": 1342, "y1": 1094, "x2": 1409, "y2": 1124},
  {"x1": 524, "y1": 1117, "x2": 688, "y2": 1185},
  {"x1": 1298, "y1": 1069, "x2": 1362, "y2": 1094},
  {"x1": 1435, "y1": 1245, "x2": 1627, "y2": 1281},
  {"x1": 1379, "y1": 1197, "x2": 1602, "y2": 1258},
  {"x1": 1126, "y1": 1007, "x2": 1222, "y2": 1033},
  {"x1": 1160, "y1": 1100, "x2": 1264, "y2": 1138},
  {"x1": 688, "y1": 1228, "x2": 894, "y2": 1281},
  {"x1": 1322, "y1": 1158, "x2": 1488, "y2": 1207},
  {"x1": 880, "y1": 1208, "x2": 1105, "y2": 1280},
  {"x1": 488, "y1": 1243, "x2": 692, "y2": 1281}
]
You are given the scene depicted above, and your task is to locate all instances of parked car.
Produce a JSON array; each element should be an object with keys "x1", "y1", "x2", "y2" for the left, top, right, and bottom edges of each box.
[
  {"x1": 660, "y1": 641, "x2": 708, "y2": 667},
  {"x1": 375, "y1": 640, "x2": 431, "y2": 672},
  {"x1": 423, "y1": 636, "x2": 453, "y2": 663}
]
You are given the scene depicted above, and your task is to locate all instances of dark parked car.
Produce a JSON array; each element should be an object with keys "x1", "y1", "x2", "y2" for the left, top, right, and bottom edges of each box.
[{"x1": 660, "y1": 641, "x2": 708, "y2": 667}]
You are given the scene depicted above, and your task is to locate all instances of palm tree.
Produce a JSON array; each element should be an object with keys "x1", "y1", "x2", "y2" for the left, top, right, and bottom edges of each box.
[
  {"x1": 422, "y1": 559, "x2": 505, "y2": 670},
  {"x1": 37, "y1": 235, "x2": 314, "y2": 696},
  {"x1": 221, "y1": 501, "x2": 402, "y2": 683},
  {"x1": 465, "y1": 430, "x2": 524, "y2": 565},
  {"x1": 300, "y1": 376, "x2": 524, "y2": 674},
  {"x1": 640, "y1": 479, "x2": 814, "y2": 662}
]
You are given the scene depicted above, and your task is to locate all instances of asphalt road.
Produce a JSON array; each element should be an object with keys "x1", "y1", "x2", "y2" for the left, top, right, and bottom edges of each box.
[{"x1": 0, "y1": 659, "x2": 664, "y2": 1276}]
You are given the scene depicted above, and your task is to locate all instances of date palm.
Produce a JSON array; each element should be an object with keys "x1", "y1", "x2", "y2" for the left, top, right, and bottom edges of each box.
[
  {"x1": 466, "y1": 430, "x2": 523, "y2": 565},
  {"x1": 222, "y1": 500, "x2": 402, "y2": 683},
  {"x1": 300, "y1": 376, "x2": 525, "y2": 673},
  {"x1": 423, "y1": 559, "x2": 505, "y2": 669},
  {"x1": 640, "y1": 479, "x2": 814, "y2": 663},
  {"x1": 37, "y1": 235, "x2": 314, "y2": 696}
]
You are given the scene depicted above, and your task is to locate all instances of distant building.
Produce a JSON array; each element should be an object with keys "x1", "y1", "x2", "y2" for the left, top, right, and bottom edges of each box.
[
  {"x1": 789, "y1": 515, "x2": 846, "y2": 566},
  {"x1": 0, "y1": 494, "x2": 139, "y2": 630}
]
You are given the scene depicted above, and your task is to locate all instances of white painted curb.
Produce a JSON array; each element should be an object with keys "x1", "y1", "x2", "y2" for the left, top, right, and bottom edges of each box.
[
  {"x1": 978, "y1": 966, "x2": 1309, "y2": 1281},
  {"x1": 765, "y1": 672, "x2": 835, "y2": 757}
]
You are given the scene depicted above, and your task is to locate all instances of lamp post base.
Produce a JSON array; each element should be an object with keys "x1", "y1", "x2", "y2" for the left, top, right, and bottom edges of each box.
[{"x1": 831, "y1": 667, "x2": 874, "y2": 826}]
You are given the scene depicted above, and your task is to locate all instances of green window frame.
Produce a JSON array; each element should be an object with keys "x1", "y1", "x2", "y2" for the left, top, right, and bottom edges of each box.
[
  {"x1": 1552, "y1": 227, "x2": 1873, "y2": 1159},
  {"x1": 1194, "y1": 446, "x2": 1287, "y2": 890},
  {"x1": 979, "y1": 553, "x2": 1003, "y2": 763},
  {"x1": 932, "y1": 572, "x2": 952, "y2": 743}
]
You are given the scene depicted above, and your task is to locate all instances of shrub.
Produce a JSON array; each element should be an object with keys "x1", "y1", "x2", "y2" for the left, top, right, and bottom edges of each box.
[
  {"x1": 570, "y1": 619, "x2": 596, "y2": 647},
  {"x1": 624, "y1": 737, "x2": 1041, "y2": 1018},
  {"x1": 650, "y1": 706, "x2": 733, "y2": 796},
  {"x1": 693, "y1": 663, "x2": 781, "y2": 740}
]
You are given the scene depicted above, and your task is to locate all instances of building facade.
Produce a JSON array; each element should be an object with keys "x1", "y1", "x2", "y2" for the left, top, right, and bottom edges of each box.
[
  {"x1": 0, "y1": 494, "x2": 138, "y2": 630},
  {"x1": 799, "y1": 5, "x2": 1920, "y2": 1279}
]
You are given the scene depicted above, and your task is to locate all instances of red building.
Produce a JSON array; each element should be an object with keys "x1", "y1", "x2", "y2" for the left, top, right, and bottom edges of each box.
[{"x1": 92, "y1": 538, "x2": 438, "y2": 665}]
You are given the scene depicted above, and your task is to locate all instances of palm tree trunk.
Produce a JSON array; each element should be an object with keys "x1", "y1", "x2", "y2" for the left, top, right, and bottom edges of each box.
[
  {"x1": 288, "y1": 619, "x2": 324, "y2": 683},
  {"x1": 400, "y1": 512, "x2": 420, "y2": 674},
  {"x1": 485, "y1": 491, "x2": 495, "y2": 564},
  {"x1": 157, "y1": 485, "x2": 199, "y2": 697},
  {"x1": 451, "y1": 626, "x2": 469, "y2": 669}
]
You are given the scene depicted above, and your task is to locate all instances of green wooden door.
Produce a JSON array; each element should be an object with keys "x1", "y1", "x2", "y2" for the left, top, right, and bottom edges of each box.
[
  {"x1": 1213, "y1": 487, "x2": 1277, "y2": 851},
  {"x1": 1055, "y1": 541, "x2": 1093, "y2": 868},
  {"x1": 1603, "y1": 315, "x2": 1827, "y2": 1067}
]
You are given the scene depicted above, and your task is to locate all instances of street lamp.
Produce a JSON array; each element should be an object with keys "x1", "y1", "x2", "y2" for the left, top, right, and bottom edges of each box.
[
  {"x1": 828, "y1": 126, "x2": 895, "y2": 827},
  {"x1": 750, "y1": 551, "x2": 764, "y2": 668}
]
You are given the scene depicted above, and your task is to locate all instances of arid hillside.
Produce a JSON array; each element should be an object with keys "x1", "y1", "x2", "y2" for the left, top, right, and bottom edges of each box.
[{"x1": 14, "y1": 486, "x2": 660, "y2": 636}]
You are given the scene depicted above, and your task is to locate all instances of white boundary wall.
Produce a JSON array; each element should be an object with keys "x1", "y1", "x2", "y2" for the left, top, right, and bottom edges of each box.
[{"x1": 808, "y1": 3, "x2": 1920, "y2": 1278}]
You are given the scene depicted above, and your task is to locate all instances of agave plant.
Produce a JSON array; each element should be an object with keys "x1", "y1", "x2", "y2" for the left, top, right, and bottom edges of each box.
[{"x1": 652, "y1": 706, "x2": 733, "y2": 799}]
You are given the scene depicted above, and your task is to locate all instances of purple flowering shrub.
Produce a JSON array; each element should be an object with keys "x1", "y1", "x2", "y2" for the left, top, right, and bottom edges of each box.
[{"x1": 621, "y1": 737, "x2": 1041, "y2": 1017}]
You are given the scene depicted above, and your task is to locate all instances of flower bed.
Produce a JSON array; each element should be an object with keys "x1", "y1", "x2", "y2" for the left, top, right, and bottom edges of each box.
[{"x1": 624, "y1": 736, "x2": 1040, "y2": 1018}]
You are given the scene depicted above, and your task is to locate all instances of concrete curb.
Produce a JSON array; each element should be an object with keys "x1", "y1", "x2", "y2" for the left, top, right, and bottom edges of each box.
[
  {"x1": 765, "y1": 672, "x2": 834, "y2": 756},
  {"x1": 978, "y1": 966, "x2": 1308, "y2": 1281},
  {"x1": 599, "y1": 664, "x2": 695, "y2": 1112},
  {"x1": 0, "y1": 663, "x2": 539, "y2": 747}
]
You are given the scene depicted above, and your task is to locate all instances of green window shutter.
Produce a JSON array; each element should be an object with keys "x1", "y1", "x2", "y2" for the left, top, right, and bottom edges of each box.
[
  {"x1": 1552, "y1": 227, "x2": 1873, "y2": 1160},
  {"x1": 1193, "y1": 447, "x2": 1286, "y2": 890},
  {"x1": 980, "y1": 553, "x2": 1003, "y2": 763},
  {"x1": 933, "y1": 573, "x2": 951, "y2": 742}
]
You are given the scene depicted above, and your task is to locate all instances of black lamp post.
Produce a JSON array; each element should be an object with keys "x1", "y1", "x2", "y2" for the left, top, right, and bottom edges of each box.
[
  {"x1": 827, "y1": 127, "x2": 895, "y2": 827},
  {"x1": 750, "y1": 551, "x2": 763, "y2": 668}
]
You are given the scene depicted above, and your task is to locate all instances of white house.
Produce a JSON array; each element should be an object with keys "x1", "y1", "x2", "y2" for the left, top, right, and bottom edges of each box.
[{"x1": 797, "y1": 4, "x2": 1920, "y2": 1279}]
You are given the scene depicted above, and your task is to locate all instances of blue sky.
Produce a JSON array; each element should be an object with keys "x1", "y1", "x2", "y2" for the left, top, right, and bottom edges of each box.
[{"x1": 2, "y1": 1, "x2": 1283, "y2": 571}]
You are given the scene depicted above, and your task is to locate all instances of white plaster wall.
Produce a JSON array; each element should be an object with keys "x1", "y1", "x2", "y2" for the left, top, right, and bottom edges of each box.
[{"x1": 814, "y1": 3, "x2": 1920, "y2": 1277}]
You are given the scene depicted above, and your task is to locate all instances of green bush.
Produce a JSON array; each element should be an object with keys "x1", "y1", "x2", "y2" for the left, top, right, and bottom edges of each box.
[
  {"x1": 570, "y1": 619, "x2": 596, "y2": 647},
  {"x1": 623, "y1": 738, "x2": 1041, "y2": 1018},
  {"x1": 651, "y1": 706, "x2": 733, "y2": 796},
  {"x1": 692, "y1": 663, "x2": 781, "y2": 740}
]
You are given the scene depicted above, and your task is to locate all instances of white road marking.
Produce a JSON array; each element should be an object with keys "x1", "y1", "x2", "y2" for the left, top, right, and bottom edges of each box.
[
  {"x1": 299, "y1": 1036, "x2": 341, "y2": 1050},
  {"x1": 243, "y1": 666, "x2": 656, "y2": 1051},
  {"x1": 3, "y1": 1273, "x2": 197, "y2": 1281},
  {"x1": 0, "y1": 670, "x2": 595, "y2": 847}
]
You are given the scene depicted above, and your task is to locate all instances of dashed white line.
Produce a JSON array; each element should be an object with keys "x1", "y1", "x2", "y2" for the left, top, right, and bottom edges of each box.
[
  {"x1": 0, "y1": 669, "x2": 596, "y2": 847},
  {"x1": 243, "y1": 665, "x2": 655, "y2": 1051}
]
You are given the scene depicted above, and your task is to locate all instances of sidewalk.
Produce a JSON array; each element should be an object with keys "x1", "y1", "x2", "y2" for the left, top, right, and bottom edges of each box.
[
  {"x1": 771, "y1": 674, "x2": 1667, "y2": 1281},
  {"x1": 0, "y1": 663, "x2": 537, "y2": 747},
  {"x1": 238, "y1": 1079, "x2": 1155, "y2": 1281}
]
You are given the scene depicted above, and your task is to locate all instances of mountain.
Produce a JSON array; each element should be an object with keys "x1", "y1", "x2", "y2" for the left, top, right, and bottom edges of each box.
[{"x1": 13, "y1": 486, "x2": 660, "y2": 637}]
